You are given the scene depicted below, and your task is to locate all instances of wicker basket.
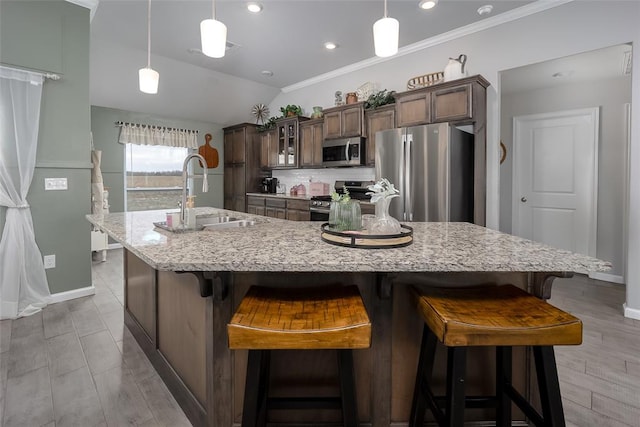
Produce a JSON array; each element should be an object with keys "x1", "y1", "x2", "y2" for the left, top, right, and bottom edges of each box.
[{"x1": 407, "y1": 71, "x2": 444, "y2": 90}]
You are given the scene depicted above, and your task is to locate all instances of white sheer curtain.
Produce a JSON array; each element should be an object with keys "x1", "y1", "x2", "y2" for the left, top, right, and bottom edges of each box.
[
  {"x1": 0, "y1": 66, "x2": 50, "y2": 319},
  {"x1": 118, "y1": 122, "x2": 198, "y2": 148}
]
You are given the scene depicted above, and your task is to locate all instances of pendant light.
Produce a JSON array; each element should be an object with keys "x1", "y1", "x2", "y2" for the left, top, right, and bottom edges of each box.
[
  {"x1": 139, "y1": 0, "x2": 159, "y2": 94},
  {"x1": 201, "y1": 0, "x2": 227, "y2": 58},
  {"x1": 373, "y1": 0, "x2": 399, "y2": 58}
]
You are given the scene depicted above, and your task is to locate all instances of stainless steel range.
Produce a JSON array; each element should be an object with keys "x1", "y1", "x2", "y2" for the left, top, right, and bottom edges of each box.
[{"x1": 309, "y1": 180, "x2": 374, "y2": 221}]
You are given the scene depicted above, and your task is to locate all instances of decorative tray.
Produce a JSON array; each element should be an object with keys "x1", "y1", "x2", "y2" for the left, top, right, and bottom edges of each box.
[
  {"x1": 407, "y1": 71, "x2": 444, "y2": 90},
  {"x1": 320, "y1": 223, "x2": 413, "y2": 249}
]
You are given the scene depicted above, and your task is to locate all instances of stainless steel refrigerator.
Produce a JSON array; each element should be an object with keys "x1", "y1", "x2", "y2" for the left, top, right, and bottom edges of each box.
[{"x1": 374, "y1": 123, "x2": 474, "y2": 222}]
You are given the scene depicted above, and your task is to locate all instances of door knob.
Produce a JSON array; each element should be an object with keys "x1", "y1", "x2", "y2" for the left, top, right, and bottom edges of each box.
[{"x1": 521, "y1": 197, "x2": 527, "y2": 203}]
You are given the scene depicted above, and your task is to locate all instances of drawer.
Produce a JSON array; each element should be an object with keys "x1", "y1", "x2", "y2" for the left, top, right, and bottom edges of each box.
[
  {"x1": 247, "y1": 196, "x2": 266, "y2": 207},
  {"x1": 287, "y1": 199, "x2": 310, "y2": 211},
  {"x1": 265, "y1": 198, "x2": 287, "y2": 209}
]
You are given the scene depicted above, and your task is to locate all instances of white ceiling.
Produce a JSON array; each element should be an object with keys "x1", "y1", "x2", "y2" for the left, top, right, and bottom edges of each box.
[{"x1": 89, "y1": 0, "x2": 535, "y2": 124}]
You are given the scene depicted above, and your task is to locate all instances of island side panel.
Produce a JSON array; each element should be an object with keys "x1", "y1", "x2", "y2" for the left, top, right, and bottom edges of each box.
[{"x1": 125, "y1": 250, "x2": 156, "y2": 344}]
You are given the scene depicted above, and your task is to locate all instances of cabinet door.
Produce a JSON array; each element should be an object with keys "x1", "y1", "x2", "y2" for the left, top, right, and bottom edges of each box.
[
  {"x1": 311, "y1": 122, "x2": 323, "y2": 166},
  {"x1": 300, "y1": 124, "x2": 315, "y2": 167},
  {"x1": 223, "y1": 164, "x2": 233, "y2": 201},
  {"x1": 341, "y1": 106, "x2": 363, "y2": 137},
  {"x1": 223, "y1": 132, "x2": 233, "y2": 165},
  {"x1": 276, "y1": 119, "x2": 298, "y2": 168},
  {"x1": 275, "y1": 208, "x2": 287, "y2": 219},
  {"x1": 232, "y1": 128, "x2": 246, "y2": 163},
  {"x1": 260, "y1": 131, "x2": 271, "y2": 168},
  {"x1": 396, "y1": 91, "x2": 431, "y2": 127},
  {"x1": 431, "y1": 84, "x2": 472, "y2": 123},
  {"x1": 365, "y1": 107, "x2": 395, "y2": 165},
  {"x1": 323, "y1": 111, "x2": 342, "y2": 139}
]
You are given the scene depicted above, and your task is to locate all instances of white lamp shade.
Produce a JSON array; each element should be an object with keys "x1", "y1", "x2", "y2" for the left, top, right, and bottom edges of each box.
[
  {"x1": 139, "y1": 67, "x2": 159, "y2": 94},
  {"x1": 200, "y1": 19, "x2": 227, "y2": 58},
  {"x1": 373, "y1": 16, "x2": 399, "y2": 58}
]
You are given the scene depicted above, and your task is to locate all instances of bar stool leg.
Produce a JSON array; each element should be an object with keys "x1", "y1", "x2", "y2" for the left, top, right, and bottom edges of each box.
[
  {"x1": 409, "y1": 327, "x2": 438, "y2": 427},
  {"x1": 256, "y1": 350, "x2": 271, "y2": 427},
  {"x1": 533, "y1": 346, "x2": 566, "y2": 427},
  {"x1": 242, "y1": 350, "x2": 268, "y2": 427},
  {"x1": 446, "y1": 347, "x2": 466, "y2": 427},
  {"x1": 337, "y1": 349, "x2": 359, "y2": 427},
  {"x1": 496, "y1": 346, "x2": 512, "y2": 427}
]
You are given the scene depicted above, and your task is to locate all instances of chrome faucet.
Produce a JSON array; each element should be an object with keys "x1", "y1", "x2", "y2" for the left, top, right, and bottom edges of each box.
[{"x1": 181, "y1": 153, "x2": 209, "y2": 225}]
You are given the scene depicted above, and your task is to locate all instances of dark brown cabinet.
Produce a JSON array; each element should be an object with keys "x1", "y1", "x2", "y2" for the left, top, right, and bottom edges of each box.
[
  {"x1": 286, "y1": 199, "x2": 311, "y2": 221},
  {"x1": 259, "y1": 129, "x2": 277, "y2": 169},
  {"x1": 364, "y1": 105, "x2": 395, "y2": 165},
  {"x1": 265, "y1": 197, "x2": 286, "y2": 219},
  {"x1": 247, "y1": 195, "x2": 266, "y2": 216},
  {"x1": 275, "y1": 116, "x2": 308, "y2": 168},
  {"x1": 299, "y1": 119, "x2": 323, "y2": 167},
  {"x1": 223, "y1": 123, "x2": 260, "y2": 212},
  {"x1": 322, "y1": 102, "x2": 364, "y2": 139}
]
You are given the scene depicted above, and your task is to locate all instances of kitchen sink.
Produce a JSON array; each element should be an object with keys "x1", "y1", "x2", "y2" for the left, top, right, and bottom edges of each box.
[
  {"x1": 153, "y1": 214, "x2": 241, "y2": 233},
  {"x1": 203, "y1": 219, "x2": 256, "y2": 230},
  {"x1": 195, "y1": 214, "x2": 239, "y2": 227}
]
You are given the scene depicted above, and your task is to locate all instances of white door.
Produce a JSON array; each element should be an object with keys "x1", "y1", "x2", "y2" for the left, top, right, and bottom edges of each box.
[{"x1": 512, "y1": 108, "x2": 599, "y2": 256}]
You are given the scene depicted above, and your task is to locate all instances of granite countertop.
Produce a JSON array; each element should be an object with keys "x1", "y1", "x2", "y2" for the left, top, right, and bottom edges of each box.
[{"x1": 86, "y1": 207, "x2": 611, "y2": 274}]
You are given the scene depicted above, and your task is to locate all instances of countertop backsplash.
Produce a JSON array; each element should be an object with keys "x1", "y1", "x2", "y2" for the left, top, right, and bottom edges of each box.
[{"x1": 272, "y1": 167, "x2": 375, "y2": 195}]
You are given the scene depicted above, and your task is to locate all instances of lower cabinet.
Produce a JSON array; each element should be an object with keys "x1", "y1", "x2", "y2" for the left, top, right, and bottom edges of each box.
[{"x1": 247, "y1": 195, "x2": 311, "y2": 221}]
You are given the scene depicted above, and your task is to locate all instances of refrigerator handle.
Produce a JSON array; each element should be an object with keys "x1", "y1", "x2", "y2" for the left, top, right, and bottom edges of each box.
[
  {"x1": 405, "y1": 133, "x2": 412, "y2": 221},
  {"x1": 345, "y1": 139, "x2": 350, "y2": 161}
]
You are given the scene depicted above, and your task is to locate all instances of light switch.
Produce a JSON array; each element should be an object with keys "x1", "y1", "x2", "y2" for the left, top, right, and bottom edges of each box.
[{"x1": 45, "y1": 178, "x2": 68, "y2": 190}]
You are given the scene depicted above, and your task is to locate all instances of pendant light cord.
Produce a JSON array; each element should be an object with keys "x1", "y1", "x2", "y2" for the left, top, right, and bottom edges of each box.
[
  {"x1": 146, "y1": 0, "x2": 151, "y2": 68},
  {"x1": 212, "y1": 0, "x2": 216, "y2": 20},
  {"x1": 383, "y1": 0, "x2": 388, "y2": 18}
]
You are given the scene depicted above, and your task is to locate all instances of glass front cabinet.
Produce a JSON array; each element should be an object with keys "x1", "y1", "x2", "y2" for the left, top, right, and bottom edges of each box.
[{"x1": 275, "y1": 116, "x2": 308, "y2": 168}]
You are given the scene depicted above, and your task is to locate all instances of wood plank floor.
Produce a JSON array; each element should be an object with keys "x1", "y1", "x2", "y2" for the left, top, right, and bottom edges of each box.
[{"x1": 1, "y1": 249, "x2": 639, "y2": 426}]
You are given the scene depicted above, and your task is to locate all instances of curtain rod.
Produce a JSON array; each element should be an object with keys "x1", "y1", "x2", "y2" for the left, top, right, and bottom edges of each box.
[
  {"x1": 115, "y1": 121, "x2": 199, "y2": 134},
  {"x1": 0, "y1": 64, "x2": 61, "y2": 80}
]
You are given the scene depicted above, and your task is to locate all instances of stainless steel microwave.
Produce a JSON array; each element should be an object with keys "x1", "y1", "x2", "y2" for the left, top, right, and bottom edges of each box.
[{"x1": 321, "y1": 137, "x2": 365, "y2": 167}]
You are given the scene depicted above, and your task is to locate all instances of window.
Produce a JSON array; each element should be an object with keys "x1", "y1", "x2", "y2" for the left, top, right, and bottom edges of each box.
[{"x1": 125, "y1": 144, "x2": 189, "y2": 211}]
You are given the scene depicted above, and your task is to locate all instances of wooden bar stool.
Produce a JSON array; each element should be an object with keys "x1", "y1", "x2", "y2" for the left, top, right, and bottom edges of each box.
[
  {"x1": 409, "y1": 285, "x2": 582, "y2": 427},
  {"x1": 228, "y1": 285, "x2": 371, "y2": 427}
]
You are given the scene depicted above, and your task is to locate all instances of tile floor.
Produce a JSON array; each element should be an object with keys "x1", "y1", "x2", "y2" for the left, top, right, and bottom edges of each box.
[
  {"x1": 0, "y1": 249, "x2": 190, "y2": 427},
  {"x1": 1, "y1": 249, "x2": 639, "y2": 426}
]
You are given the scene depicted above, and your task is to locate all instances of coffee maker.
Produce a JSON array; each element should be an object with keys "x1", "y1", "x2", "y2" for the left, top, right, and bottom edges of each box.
[{"x1": 261, "y1": 177, "x2": 278, "y2": 193}]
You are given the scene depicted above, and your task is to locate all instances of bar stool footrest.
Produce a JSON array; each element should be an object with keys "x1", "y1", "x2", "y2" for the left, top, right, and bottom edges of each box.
[
  {"x1": 505, "y1": 385, "x2": 545, "y2": 426},
  {"x1": 267, "y1": 396, "x2": 343, "y2": 410}
]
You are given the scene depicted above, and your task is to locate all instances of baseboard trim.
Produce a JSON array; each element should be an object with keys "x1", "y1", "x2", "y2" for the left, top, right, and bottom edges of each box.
[
  {"x1": 623, "y1": 303, "x2": 640, "y2": 320},
  {"x1": 588, "y1": 271, "x2": 624, "y2": 284},
  {"x1": 49, "y1": 285, "x2": 96, "y2": 303}
]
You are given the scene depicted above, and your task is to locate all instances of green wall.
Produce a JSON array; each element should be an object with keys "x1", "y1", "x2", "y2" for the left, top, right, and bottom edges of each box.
[
  {"x1": 1, "y1": 1, "x2": 91, "y2": 294},
  {"x1": 91, "y1": 106, "x2": 225, "y2": 212}
]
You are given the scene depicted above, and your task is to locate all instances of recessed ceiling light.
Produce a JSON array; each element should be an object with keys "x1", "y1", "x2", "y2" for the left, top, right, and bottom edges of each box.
[
  {"x1": 247, "y1": 2, "x2": 262, "y2": 13},
  {"x1": 477, "y1": 5, "x2": 494, "y2": 16},
  {"x1": 261, "y1": 70, "x2": 273, "y2": 77},
  {"x1": 418, "y1": 0, "x2": 438, "y2": 10},
  {"x1": 324, "y1": 42, "x2": 338, "y2": 50}
]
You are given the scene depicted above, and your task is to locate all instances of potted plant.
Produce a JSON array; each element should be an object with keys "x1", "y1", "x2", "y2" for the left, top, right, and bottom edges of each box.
[
  {"x1": 280, "y1": 104, "x2": 303, "y2": 117},
  {"x1": 364, "y1": 89, "x2": 396, "y2": 110},
  {"x1": 257, "y1": 116, "x2": 277, "y2": 132}
]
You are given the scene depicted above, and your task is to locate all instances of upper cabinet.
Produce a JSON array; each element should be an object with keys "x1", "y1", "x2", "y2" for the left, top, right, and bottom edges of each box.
[
  {"x1": 259, "y1": 128, "x2": 277, "y2": 169},
  {"x1": 274, "y1": 116, "x2": 308, "y2": 168},
  {"x1": 223, "y1": 123, "x2": 259, "y2": 212},
  {"x1": 322, "y1": 102, "x2": 365, "y2": 139},
  {"x1": 364, "y1": 105, "x2": 396, "y2": 166},
  {"x1": 394, "y1": 75, "x2": 490, "y2": 128},
  {"x1": 299, "y1": 119, "x2": 324, "y2": 168}
]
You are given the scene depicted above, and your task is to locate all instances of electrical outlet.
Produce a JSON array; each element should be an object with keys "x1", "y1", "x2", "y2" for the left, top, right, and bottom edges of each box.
[
  {"x1": 45, "y1": 178, "x2": 68, "y2": 191},
  {"x1": 44, "y1": 254, "x2": 56, "y2": 269}
]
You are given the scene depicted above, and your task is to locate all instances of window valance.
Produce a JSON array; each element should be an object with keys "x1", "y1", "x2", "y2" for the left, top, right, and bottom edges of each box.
[{"x1": 117, "y1": 121, "x2": 198, "y2": 149}]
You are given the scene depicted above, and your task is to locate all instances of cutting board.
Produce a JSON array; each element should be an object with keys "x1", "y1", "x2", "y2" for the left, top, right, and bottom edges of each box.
[{"x1": 198, "y1": 133, "x2": 219, "y2": 168}]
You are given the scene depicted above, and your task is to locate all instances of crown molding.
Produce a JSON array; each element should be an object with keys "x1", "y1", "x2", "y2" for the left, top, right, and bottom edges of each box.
[
  {"x1": 282, "y1": 0, "x2": 574, "y2": 93},
  {"x1": 65, "y1": 0, "x2": 99, "y2": 21}
]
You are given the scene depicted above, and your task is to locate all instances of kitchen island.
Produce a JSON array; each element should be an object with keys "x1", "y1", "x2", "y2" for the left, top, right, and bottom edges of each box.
[{"x1": 87, "y1": 208, "x2": 609, "y2": 427}]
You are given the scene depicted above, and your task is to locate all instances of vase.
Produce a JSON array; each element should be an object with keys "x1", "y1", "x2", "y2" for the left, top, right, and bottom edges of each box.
[
  {"x1": 369, "y1": 197, "x2": 402, "y2": 235},
  {"x1": 311, "y1": 106, "x2": 323, "y2": 119},
  {"x1": 329, "y1": 200, "x2": 362, "y2": 232}
]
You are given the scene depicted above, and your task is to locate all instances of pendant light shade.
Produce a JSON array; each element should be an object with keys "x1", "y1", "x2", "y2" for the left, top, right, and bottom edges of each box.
[
  {"x1": 373, "y1": 0, "x2": 399, "y2": 58},
  {"x1": 139, "y1": 0, "x2": 159, "y2": 94},
  {"x1": 139, "y1": 67, "x2": 159, "y2": 94},
  {"x1": 201, "y1": 0, "x2": 227, "y2": 58},
  {"x1": 373, "y1": 16, "x2": 399, "y2": 57},
  {"x1": 200, "y1": 18, "x2": 227, "y2": 58}
]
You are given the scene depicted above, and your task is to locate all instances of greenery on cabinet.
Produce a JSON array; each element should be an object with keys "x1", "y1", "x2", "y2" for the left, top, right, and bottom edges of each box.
[
  {"x1": 280, "y1": 104, "x2": 304, "y2": 117},
  {"x1": 364, "y1": 89, "x2": 396, "y2": 110},
  {"x1": 257, "y1": 116, "x2": 277, "y2": 132}
]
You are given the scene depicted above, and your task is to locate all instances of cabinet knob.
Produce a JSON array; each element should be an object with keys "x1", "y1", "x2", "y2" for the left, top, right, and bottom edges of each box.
[{"x1": 521, "y1": 197, "x2": 527, "y2": 203}]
